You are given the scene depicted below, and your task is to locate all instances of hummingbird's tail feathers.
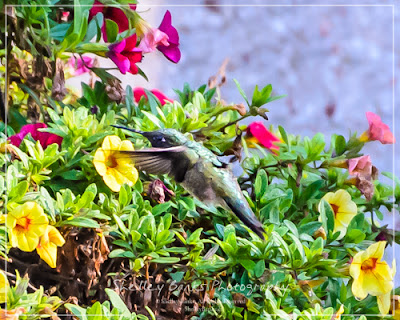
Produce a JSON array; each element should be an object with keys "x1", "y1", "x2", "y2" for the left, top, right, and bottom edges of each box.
[{"x1": 222, "y1": 196, "x2": 265, "y2": 240}]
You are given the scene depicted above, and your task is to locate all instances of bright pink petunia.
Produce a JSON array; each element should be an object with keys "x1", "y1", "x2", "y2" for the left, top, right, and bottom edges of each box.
[
  {"x1": 108, "y1": 35, "x2": 142, "y2": 74},
  {"x1": 68, "y1": 55, "x2": 93, "y2": 76},
  {"x1": 347, "y1": 155, "x2": 372, "y2": 176},
  {"x1": 138, "y1": 28, "x2": 169, "y2": 53},
  {"x1": 133, "y1": 87, "x2": 173, "y2": 106},
  {"x1": 9, "y1": 123, "x2": 63, "y2": 149},
  {"x1": 360, "y1": 112, "x2": 395, "y2": 144},
  {"x1": 157, "y1": 10, "x2": 181, "y2": 63},
  {"x1": 89, "y1": 0, "x2": 137, "y2": 41},
  {"x1": 246, "y1": 122, "x2": 280, "y2": 151}
]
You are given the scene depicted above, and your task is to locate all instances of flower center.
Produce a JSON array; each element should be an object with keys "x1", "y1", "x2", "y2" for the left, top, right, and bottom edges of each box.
[
  {"x1": 361, "y1": 257, "x2": 378, "y2": 271},
  {"x1": 330, "y1": 204, "x2": 339, "y2": 216},
  {"x1": 106, "y1": 155, "x2": 118, "y2": 168},
  {"x1": 15, "y1": 217, "x2": 31, "y2": 233}
]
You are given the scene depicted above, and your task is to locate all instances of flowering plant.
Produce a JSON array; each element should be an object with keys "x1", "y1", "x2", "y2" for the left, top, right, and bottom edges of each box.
[{"x1": 0, "y1": 1, "x2": 399, "y2": 320}]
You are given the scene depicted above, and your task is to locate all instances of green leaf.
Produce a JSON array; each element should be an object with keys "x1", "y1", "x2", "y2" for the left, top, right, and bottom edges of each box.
[
  {"x1": 151, "y1": 257, "x2": 180, "y2": 264},
  {"x1": 187, "y1": 228, "x2": 203, "y2": 245},
  {"x1": 255, "y1": 169, "x2": 268, "y2": 200},
  {"x1": 254, "y1": 260, "x2": 265, "y2": 277},
  {"x1": 65, "y1": 304, "x2": 88, "y2": 320},
  {"x1": 233, "y1": 79, "x2": 249, "y2": 106},
  {"x1": 105, "y1": 288, "x2": 131, "y2": 317},
  {"x1": 61, "y1": 217, "x2": 100, "y2": 228},
  {"x1": 318, "y1": 199, "x2": 335, "y2": 234},
  {"x1": 105, "y1": 19, "x2": 119, "y2": 43},
  {"x1": 335, "y1": 135, "x2": 346, "y2": 156},
  {"x1": 152, "y1": 202, "x2": 173, "y2": 216},
  {"x1": 8, "y1": 181, "x2": 29, "y2": 201},
  {"x1": 113, "y1": 214, "x2": 129, "y2": 238}
]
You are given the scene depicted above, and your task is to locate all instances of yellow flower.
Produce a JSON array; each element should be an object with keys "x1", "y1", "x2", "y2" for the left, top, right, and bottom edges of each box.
[
  {"x1": 36, "y1": 225, "x2": 65, "y2": 268},
  {"x1": 93, "y1": 135, "x2": 138, "y2": 192},
  {"x1": 349, "y1": 241, "x2": 395, "y2": 315},
  {"x1": 0, "y1": 270, "x2": 9, "y2": 304},
  {"x1": 6, "y1": 202, "x2": 48, "y2": 252},
  {"x1": 333, "y1": 304, "x2": 344, "y2": 320},
  {"x1": 322, "y1": 189, "x2": 357, "y2": 239}
]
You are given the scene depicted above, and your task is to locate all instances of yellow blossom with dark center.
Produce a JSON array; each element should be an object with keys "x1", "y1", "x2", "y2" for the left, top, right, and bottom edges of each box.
[
  {"x1": 321, "y1": 189, "x2": 357, "y2": 239},
  {"x1": 349, "y1": 241, "x2": 395, "y2": 315},
  {"x1": 6, "y1": 202, "x2": 49, "y2": 252},
  {"x1": 93, "y1": 135, "x2": 138, "y2": 192}
]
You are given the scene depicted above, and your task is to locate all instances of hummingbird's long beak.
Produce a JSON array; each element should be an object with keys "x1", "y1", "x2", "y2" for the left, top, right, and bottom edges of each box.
[{"x1": 111, "y1": 125, "x2": 144, "y2": 135}]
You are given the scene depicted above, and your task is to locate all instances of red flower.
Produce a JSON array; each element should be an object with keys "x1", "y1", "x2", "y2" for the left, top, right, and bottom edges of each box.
[
  {"x1": 9, "y1": 123, "x2": 63, "y2": 149},
  {"x1": 133, "y1": 87, "x2": 173, "y2": 106},
  {"x1": 89, "y1": 0, "x2": 137, "y2": 41},
  {"x1": 108, "y1": 35, "x2": 142, "y2": 74},
  {"x1": 157, "y1": 10, "x2": 181, "y2": 63},
  {"x1": 360, "y1": 112, "x2": 395, "y2": 144},
  {"x1": 245, "y1": 122, "x2": 280, "y2": 151}
]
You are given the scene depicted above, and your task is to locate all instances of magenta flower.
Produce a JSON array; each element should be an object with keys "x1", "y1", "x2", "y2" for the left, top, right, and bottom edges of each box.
[
  {"x1": 68, "y1": 55, "x2": 93, "y2": 76},
  {"x1": 157, "y1": 10, "x2": 181, "y2": 63},
  {"x1": 9, "y1": 123, "x2": 63, "y2": 149},
  {"x1": 245, "y1": 122, "x2": 281, "y2": 152},
  {"x1": 138, "y1": 28, "x2": 169, "y2": 53},
  {"x1": 107, "y1": 35, "x2": 142, "y2": 74},
  {"x1": 89, "y1": 0, "x2": 137, "y2": 41},
  {"x1": 347, "y1": 155, "x2": 372, "y2": 176},
  {"x1": 360, "y1": 112, "x2": 395, "y2": 144},
  {"x1": 133, "y1": 87, "x2": 173, "y2": 106}
]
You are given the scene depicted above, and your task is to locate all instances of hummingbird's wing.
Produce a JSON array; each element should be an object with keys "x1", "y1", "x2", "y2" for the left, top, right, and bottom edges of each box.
[{"x1": 115, "y1": 146, "x2": 192, "y2": 182}]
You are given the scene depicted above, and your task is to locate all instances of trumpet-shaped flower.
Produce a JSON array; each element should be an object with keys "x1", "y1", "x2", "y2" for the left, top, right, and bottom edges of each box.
[
  {"x1": 348, "y1": 155, "x2": 372, "y2": 176},
  {"x1": 6, "y1": 202, "x2": 49, "y2": 252},
  {"x1": 9, "y1": 123, "x2": 63, "y2": 149},
  {"x1": 245, "y1": 122, "x2": 280, "y2": 152},
  {"x1": 93, "y1": 135, "x2": 138, "y2": 192},
  {"x1": 107, "y1": 35, "x2": 142, "y2": 74},
  {"x1": 157, "y1": 10, "x2": 181, "y2": 63},
  {"x1": 138, "y1": 27, "x2": 169, "y2": 53},
  {"x1": 321, "y1": 189, "x2": 357, "y2": 239},
  {"x1": 36, "y1": 225, "x2": 65, "y2": 268},
  {"x1": 349, "y1": 241, "x2": 395, "y2": 315},
  {"x1": 133, "y1": 87, "x2": 173, "y2": 106},
  {"x1": 0, "y1": 270, "x2": 9, "y2": 303},
  {"x1": 360, "y1": 112, "x2": 395, "y2": 144}
]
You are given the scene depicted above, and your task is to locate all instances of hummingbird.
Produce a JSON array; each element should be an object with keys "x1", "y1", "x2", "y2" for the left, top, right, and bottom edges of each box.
[{"x1": 112, "y1": 125, "x2": 265, "y2": 239}]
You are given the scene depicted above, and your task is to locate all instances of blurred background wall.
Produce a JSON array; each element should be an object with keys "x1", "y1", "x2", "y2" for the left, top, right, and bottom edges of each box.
[{"x1": 83, "y1": 0, "x2": 400, "y2": 282}]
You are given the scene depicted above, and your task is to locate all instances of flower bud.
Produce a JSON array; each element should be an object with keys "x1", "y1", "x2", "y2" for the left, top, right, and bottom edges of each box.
[{"x1": 313, "y1": 227, "x2": 327, "y2": 240}]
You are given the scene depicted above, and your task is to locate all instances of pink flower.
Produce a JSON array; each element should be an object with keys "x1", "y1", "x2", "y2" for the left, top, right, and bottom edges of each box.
[
  {"x1": 89, "y1": 0, "x2": 137, "y2": 41},
  {"x1": 360, "y1": 112, "x2": 395, "y2": 144},
  {"x1": 138, "y1": 28, "x2": 169, "y2": 53},
  {"x1": 157, "y1": 10, "x2": 181, "y2": 63},
  {"x1": 107, "y1": 35, "x2": 142, "y2": 74},
  {"x1": 9, "y1": 123, "x2": 63, "y2": 149},
  {"x1": 245, "y1": 122, "x2": 280, "y2": 151},
  {"x1": 347, "y1": 155, "x2": 372, "y2": 176},
  {"x1": 68, "y1": 56, "x2": 93, "y2": 76},
  {"x1": 133, "y1": 87, "x2": 173, "y2": 106}
]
